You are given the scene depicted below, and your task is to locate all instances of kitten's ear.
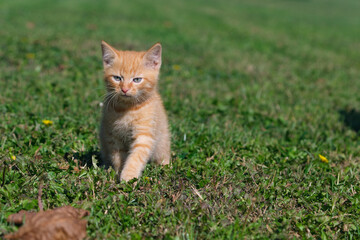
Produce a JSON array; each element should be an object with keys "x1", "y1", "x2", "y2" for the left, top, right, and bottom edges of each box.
[
  {"x1": 143, "y1": 43, "x2": 162, "y2": 70},
  {"x1": 101, "y1": 41, "x2": 117, "y2": 67}
]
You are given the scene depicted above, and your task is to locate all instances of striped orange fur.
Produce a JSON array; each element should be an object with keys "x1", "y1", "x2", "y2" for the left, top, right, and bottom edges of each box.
[{"x1": 99, "y1": 41, "x2": 171, "y2": 182}]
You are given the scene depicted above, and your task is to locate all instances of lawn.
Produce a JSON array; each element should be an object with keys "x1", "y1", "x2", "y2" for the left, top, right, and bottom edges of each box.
[{"x1": 1, "y1": 0, "x2": 360, "y2": 239}]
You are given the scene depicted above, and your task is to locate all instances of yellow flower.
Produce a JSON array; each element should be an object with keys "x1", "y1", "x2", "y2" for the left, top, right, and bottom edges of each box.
[
  {"x1": 10, "y1": 155, "x2": 16, "y2": 160},
  {"x1": 42, "y1": 119, "x2": 53, "y2": 126},
  {"x1": 26, "y1": 53, "x2": 35, "y2": 59},
  {"x1": 172, "y1": 64, "x2": 181, "y2": 71},
  {"x1": 319, "y1": 154, "x2": 329, "y2": 163}
]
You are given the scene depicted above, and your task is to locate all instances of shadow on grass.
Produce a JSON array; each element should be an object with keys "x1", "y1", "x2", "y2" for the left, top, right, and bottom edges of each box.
[
  {"x1": 64, "y1": 148, "x2": 104, "y2": 168},
  {"x1": 339, "y1": 108, "x2": 360, "y2": 132}
]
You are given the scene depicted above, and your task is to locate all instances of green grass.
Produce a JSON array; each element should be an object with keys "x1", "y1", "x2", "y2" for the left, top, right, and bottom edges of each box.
[{"x1": 1, "y1": 0, "x2": 360, "y2": 239}]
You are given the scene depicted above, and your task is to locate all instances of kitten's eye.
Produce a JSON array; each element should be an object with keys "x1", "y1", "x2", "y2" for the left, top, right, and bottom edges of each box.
[
  {"x1": 113, "y1": 76, "x2": 122, "y2": 82},
  {"x1": 133, "y1": 77, "x2": 142, "y2": 83}
]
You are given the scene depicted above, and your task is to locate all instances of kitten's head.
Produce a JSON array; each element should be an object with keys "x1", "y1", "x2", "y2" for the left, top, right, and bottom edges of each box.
[{"x1": 101, "y1": 41, "x2": 162, "y2": 106}]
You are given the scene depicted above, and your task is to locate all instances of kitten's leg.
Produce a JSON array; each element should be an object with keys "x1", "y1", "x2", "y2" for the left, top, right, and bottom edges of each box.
[
  {"x1": 118, "y1": 150, "x2": 128, "y2": 173},
  {"x1": 101, "y1": 144, "x2": 123, "y2": 173},
  {"x1": 120, "y1": 132, "x2": 154, "y2": 181},
  {"x1": 100, "y1": 133, "x2": 112, "y2": 169},
  {"x1": 153, "y1": 131, "x2": 170, "y2": 166},
  {"x1": 100, "y1": 131, "x2": 126, "y2": 174}
]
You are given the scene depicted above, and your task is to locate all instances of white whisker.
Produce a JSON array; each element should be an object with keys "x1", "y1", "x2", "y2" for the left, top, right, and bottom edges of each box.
[{"x1": 103, "y1": 91, "x2": 117, "y2": 111}]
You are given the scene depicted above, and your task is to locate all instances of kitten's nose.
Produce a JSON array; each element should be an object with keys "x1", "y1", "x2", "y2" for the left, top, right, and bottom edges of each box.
[{"x1": 121, "y1": 88, "x2": 129, "y2": 93}]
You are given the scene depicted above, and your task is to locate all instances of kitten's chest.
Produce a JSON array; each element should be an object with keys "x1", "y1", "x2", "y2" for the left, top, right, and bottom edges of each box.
[
  {"x1": 102, "y1": 102, "x2": 155, "y2": 146},
  {"x1": 113, "y1": 113, "x2": 135, "y2": 141}
]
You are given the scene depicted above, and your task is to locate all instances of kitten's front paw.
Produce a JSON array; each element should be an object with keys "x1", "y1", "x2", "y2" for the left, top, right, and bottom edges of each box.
[
  {"x1": 120, "y1": 171, "x2": 139, "y2": 182},
  {"x1": 159, "y1": 158, "x2": 170, "y2": 165}
]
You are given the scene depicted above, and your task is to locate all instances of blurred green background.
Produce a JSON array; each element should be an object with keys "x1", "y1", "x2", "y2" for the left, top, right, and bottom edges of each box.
[{"x1": 1, "y1": 0, "x2": 360, "y2": 239}]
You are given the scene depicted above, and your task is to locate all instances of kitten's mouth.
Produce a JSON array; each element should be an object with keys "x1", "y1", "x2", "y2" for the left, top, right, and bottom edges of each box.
[{"x1": 121, "y1": 94, "x2": 132, "y2": 98}]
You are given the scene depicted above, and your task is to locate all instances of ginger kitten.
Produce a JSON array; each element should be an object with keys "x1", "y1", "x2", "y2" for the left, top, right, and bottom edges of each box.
[{"x1": 100, "y1": 41, "x2": 170, "y2": 182}]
